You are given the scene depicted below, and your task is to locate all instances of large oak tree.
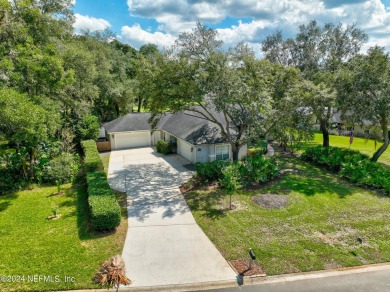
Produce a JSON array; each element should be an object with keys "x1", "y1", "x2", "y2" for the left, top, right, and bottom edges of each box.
[{"x1": 262, "y1": 20, "x2": 368, "y2": 147}]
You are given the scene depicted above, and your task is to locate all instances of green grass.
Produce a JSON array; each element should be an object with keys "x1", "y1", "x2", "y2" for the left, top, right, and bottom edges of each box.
[
  {"x1": 300, "y1": 133, "x2": 390, "y2": 166},
  {"x1": 0, "y1": 175, "x2": 128, "y2": 291},
  {"x1": 184, "y1": 154, "x2": 390, "y2": 275}
]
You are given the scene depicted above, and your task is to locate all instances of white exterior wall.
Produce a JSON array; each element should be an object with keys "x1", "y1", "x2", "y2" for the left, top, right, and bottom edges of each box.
[
  {"x1": 195, "y1": 145, "x2": 209, "y2": 163},
  {"x1": 152, "y1": 130, "x2": 162, "y2": 146},
  {"x1": 177, "y1": 139, "x2": 193, "y2": 163}
]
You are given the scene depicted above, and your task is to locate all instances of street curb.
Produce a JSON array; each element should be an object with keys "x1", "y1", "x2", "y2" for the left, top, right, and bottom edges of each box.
[
  {"x1": 61, "y1": 262, "x2": 390, "y2": 291},
  {"x1": 241, "y1": 262, "x2": 390, "y2": 286},
  {"x1": 62, "y1": 279, "x2": 238, "y2": 292}
]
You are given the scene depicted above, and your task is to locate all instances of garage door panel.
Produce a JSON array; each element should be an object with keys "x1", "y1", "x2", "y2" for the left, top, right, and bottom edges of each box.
[{"x1": 114, "y1": 132, "x2": 151, "y2": 149}]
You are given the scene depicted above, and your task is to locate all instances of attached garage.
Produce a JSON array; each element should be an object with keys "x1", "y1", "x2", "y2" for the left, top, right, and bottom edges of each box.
[
  {"x1": 178, "y1": 139, "x2": 193, "y2": 163},
  {"x1": 112, "y1": 131, "x2": 151, "y2": 150}
]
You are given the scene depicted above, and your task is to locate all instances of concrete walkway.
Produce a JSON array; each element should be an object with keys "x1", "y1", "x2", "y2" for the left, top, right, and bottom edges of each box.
[{"x1": 108, "y1": 147, "x2": 237, "y2": 288}]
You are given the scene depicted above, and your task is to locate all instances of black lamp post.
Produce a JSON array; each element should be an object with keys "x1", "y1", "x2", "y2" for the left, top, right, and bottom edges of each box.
[{"x1": 249, "y1": 248, "x2": 256, "y2": 269}]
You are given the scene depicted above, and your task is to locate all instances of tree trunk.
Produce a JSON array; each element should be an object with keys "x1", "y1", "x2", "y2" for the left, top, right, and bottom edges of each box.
[
  {"x1": 28, "y1": 147, "x2": 35, "y2": 180},
  {"x1": 320, "y1": 119, "x2": 330, "y2": 147},
  {"x1": 137, "y1": 97, "x2": 142, "y2": 113},
  {"x1": 231, "y1": 143, "x2": 242, "y2": 162},
  {"x1": 371, "y1": 118, "x2": 389, "y2": 162},
  {"x1": 115, "y1": 103, "x2": 120, "y2": 117}
]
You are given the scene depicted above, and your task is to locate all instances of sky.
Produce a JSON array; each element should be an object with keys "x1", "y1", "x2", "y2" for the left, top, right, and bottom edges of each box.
[{"x1": 73, "y1": 0, "x2": 390, "y2": 55}]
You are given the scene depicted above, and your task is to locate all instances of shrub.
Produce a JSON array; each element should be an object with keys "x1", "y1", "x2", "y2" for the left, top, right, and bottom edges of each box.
[
  {"x1": 302, "y1": 146, "x2": 389, "y2": 194},
  {"x1": 301, "y1": 146, "x2": 368, "y2": 172},
  {"x1": 195, "y1": 160, "x2": 229, "y2": 181},
  {"x1": 340, "y1": 160, "x2": 390, "y2": 194},
  {"x1": 81, "y1": 140, "x2": 104, "y2": 172},
  {"x1": 76, "y1": 114, "x2": 100, "y2": 143},
  {"x1": 86, "y1": 171, "x2": 121, "y2": 231},
  {"x1": 43, "y1": 153, "x2": 79, "y2": 184},
  {"x1": 0, "y1": 168, "x2": 24, "y2": 195},
  {"x1": 156, "y1": 139, "x2": 172, "y2": 155},
  {"x1": 240, "y1": 155, "x2": 280, "y2": 184},
  {"x1": 0, "y1": 152, "x2": 28, "y2": 194}
]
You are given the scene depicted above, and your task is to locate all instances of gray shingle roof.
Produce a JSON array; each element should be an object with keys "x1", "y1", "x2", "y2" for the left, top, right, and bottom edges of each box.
[
  {"x1": 103, "y1": 107, "x2": 229, "y2": 145},
  {"x1": 103, "y1": 113, "x2": 152, "y2": 133},
  {"x1": 162, "y1": 110, "x2": 226, "y2": 144}
]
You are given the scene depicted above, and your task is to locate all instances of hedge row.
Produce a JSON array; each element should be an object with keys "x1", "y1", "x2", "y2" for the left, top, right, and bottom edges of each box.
[
  {"x1": 81, "y1": 140, "x2": 104, "y2": 172},
  {"x1": 302, "y1": 145, "x2": 389, "y2": 194},
  {"x1": 86, "y1": 171, "x2": 121, "y2": 230},
  {"x1": 81, "y1": 140, "x2": 120, "y2": 231}
]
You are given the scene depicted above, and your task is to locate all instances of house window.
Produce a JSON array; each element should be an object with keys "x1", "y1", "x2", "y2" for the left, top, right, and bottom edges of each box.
[{"x1": 216, "y1": 145, "x2": 229, "y2": 160}]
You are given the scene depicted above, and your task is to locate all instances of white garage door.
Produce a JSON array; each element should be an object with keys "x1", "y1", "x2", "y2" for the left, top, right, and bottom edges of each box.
[
  {"x1": 114, "y1": 132, "x2": 151, "y2": 150},
  {"x1": 178, "y1": 140, "x2": 193, "y2": 162}
]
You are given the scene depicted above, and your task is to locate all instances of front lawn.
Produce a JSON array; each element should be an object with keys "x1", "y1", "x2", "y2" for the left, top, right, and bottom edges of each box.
[
  {"x1": 301, "y1": 133, "x2": 390, "y2": 166},
  {"x1": 0, "y1": 180, "x2": 128, "y2": 291},
  {"x1": 184, "y1": 154, "x2": 390, "y2": 275}
]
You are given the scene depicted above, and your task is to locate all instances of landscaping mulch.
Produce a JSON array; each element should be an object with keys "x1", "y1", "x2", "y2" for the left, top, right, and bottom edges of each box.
[
  {"x1": 252, "y1": 193, "x2": 288, "y2": 208},
  {"x1": 229, "y1": 259, "x2": 266, "y2": 276}
]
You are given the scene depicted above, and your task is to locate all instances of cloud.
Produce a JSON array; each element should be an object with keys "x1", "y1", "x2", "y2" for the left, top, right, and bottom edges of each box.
[
  {"x1": 123, "y1": 0, "x2": 390, "y2": 53},
  {"x1": 121, "y1": 24, "x2": 176, "y2": 49},
  {"x1": 73, "y1": 14, "x2": 111, "y2": 32}
]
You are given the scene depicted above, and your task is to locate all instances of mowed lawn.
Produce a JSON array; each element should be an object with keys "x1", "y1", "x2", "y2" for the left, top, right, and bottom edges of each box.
[
  {"x1": 302, "y1": 133, "x2": 390, "y2": 166},
  {"x1": 184, "y1": 155, "x2": 390, "y2": 275},
  {"x1": 0, "y1": 178, "x2": 128, "y2": 291}
]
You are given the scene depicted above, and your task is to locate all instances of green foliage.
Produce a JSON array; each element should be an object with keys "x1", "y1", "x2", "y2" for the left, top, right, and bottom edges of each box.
[
  {"x1": 220, "y1": 164, "x2": 242, "y2": 209},
  {"x1": 336, "y1": 46, "x2": 390, "y2": 162},
  {"x1": 196, "y1": 155, "x2": 280, "y2": 186},
  {"x1": 86, "y1": 171, "x2": 121, "y2": 231},
  {"x1": 76, "y1": 114, "x2": 100, "y2": 142},
  {"x1": 81, "y1": 139, "x2": 120, "y2": 230},
  {"x1": 219, "y1": 164, "x2": 242, "y2": 194},
  {"x1": 302, "y1": 146, "x2": 389, "y2": 194},
  {"x1": 0, "y1": 166, "x2": 26, "y2": 195},
  {"x1": 301, "y1": 146, "x2": 369, "y2": 172},
  {"x1": 340, "y1": 160, "x2": 390, "y2": 194},
  {"x1": 156, "y1": 139, "x2": 172, "y2": 155},
  {"x1": 0, "y1": 88, "x2": 61, "y2": 180},
  {"x1": 43, "y1": 153, "x2": 79, "y2": 184},
  {"x1": 195, "y1": 160, "x2": 229, "y2": 181},
  {"x1": 240, "y1": 155, "x2": 280, "y2": 184},
  {"x1": 81, "y1": 140, "x2": 104, "y2": 172}
]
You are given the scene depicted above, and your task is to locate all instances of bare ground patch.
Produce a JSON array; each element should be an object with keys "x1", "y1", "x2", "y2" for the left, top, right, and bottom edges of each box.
[{"x1": 252, "y1": 194, "x2": 288, "y2": 208}]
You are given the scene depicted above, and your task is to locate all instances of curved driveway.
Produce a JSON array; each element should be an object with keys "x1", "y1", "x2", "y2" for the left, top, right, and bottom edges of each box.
[{"x1": 108, "y1": 147, "x2": 236, "y2": 288}]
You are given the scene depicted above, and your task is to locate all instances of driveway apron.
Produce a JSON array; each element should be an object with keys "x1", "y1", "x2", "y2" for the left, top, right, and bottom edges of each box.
[{"x1": 108, "y1": 147, "x2": 236, "y2": 288}]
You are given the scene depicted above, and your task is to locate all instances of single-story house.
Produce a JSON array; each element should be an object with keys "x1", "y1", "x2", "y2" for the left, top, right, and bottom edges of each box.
[{"x1": 103, "y1": 109, "x2": 247, "y2": 164}]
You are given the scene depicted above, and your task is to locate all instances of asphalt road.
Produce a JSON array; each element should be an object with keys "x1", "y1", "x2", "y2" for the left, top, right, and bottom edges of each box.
[{"x1": 203, "y1": 267, "x2": 390, "y2": 292}]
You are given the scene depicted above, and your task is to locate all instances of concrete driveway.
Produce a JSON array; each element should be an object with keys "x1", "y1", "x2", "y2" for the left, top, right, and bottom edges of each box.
[{"x1": 108, "y1": 147, "x2": 237, "y2": 289}]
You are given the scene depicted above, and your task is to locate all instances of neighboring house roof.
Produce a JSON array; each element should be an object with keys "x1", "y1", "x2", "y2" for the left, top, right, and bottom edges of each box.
[{"x1": 103, "y1": 107, "x2": 228, "y2": 145}]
